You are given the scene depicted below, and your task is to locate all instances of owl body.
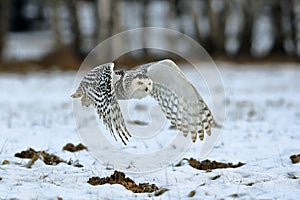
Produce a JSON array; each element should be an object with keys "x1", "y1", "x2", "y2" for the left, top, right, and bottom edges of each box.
[
  {"x1": 72, "y1": 59, "x2": 216, "y2": 145},
  {"x1": 114, "y1": 70, "x2": 153, "y2": 100}
]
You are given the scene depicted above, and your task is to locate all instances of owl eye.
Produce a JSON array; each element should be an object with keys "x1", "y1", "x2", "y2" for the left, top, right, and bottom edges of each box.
[
  {"x1": 137, "y1": 81, "x2": 143, "y2": 86},
  {"x1": 148, "y1": 82, "x2": 151, "y2": 86}
]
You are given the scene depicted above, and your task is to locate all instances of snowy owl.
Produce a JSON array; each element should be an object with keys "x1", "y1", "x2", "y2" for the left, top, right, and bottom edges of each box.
[{"x1": 71, "y1": 59, "x2": 216, "y2": 145}]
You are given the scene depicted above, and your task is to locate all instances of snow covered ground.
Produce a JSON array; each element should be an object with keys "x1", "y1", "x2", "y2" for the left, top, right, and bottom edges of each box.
[{"x1": 0, "y1": 63, "x2": 299, "y2": 199}]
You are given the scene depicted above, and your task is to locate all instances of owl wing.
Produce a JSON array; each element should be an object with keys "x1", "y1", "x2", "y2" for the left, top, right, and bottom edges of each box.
[
  {"x1": 71, "y1": 63, "x2": 131, "y2": 145},
  {"x1": 139, "y1": 59, "x2": 216, "y2": 142}
]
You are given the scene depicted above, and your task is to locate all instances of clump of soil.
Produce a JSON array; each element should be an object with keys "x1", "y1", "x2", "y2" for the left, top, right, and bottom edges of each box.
[
  {"x1": 2, "y1": 160, "x2": 10, "y2": 165},
  {"x1": 290, "y1": 154, "x2": 300, "y2": 164},
  {"x1": 62, "y1": 143, "x2": 87, "y2": 152},
  {"x1": 88, "y1": 170, "x2": 162, "y2": 194},
  {"x1": 15, "y1": 148, "x2": 83, "y2": 168},
  {"x1": 15, "y1": 148, "x2": 64, "y2": 167},
  {"x1": 15, "y1": 148, "x2": 37, "y2": 159},
  {"x1": 177, "y1": 158, "x2": 245, "y2": 171},
  {"x1": 188, "y1": 190, "x2": 196, "y2": 197}
]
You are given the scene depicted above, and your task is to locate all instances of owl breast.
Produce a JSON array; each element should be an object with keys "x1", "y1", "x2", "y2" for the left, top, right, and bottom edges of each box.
[
  {"x1": 114, "y1": 70, "x2": 153, "y2": 100},
  {"x1": 129, "y1": 77, "x2": 153, "y2": 99}
]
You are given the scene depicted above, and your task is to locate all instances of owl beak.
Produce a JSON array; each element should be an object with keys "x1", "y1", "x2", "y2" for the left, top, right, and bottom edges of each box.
[{"x1": 145, "y1": 87, "x2": 149, "y2": 92}]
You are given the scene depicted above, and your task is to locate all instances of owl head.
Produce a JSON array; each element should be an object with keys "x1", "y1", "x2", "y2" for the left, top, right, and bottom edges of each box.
[{"x1": 129, "y1": 75, "x2": 153, "y2": 99}]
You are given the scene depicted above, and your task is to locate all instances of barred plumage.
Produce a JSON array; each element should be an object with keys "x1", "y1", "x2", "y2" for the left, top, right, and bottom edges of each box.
[{"x1": 71, "y1": 59, "x2": 217, "y2": 145}]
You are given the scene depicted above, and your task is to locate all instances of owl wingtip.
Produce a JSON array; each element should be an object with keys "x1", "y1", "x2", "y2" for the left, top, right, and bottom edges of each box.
[
  {"x1": 213, "y1": 122, "x2": 222, "y2": 128},
  {"x1": 199, "y1": 135, "x2": 204, "y2": 141}
]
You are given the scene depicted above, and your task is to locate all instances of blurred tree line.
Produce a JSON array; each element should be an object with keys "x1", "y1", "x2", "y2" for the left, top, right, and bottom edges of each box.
[{"x1": 0, "y1": 0, "x2": 300, "y2": 63}]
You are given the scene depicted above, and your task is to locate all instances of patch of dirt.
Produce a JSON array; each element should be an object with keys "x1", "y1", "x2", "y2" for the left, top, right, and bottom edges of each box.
[
  {"x1": 88, "y1": 170, "x2": 162, "y2": 194},
  {"x1": 2, "y1": 160, "x2": 10, "y2": 165},
  {"x1": 188, "y1": 190, "x2": 196, "y2": 197},
  {"x1": 15, "y1": 148, "x2": 36, "y2": 159},
  {"x1": 15, "y1": 148, "x2": 83, "y2": 168},
  {"x1": 15, "y1": 148, "x2": 64, "y2": 166},
  {"x1": 62, "y1": 143, "x2": 87, "y2": 152},
  {"x1": 177, "y1": 158, "x2": 245, "y2": 171},
  {"x1": 290, "y1": 154, "x2": 300, "y2": 164}
]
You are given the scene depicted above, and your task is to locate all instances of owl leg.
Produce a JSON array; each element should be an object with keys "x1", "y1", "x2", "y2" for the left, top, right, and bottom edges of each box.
[{"x1": 81, "y1": 94, "x2": 92, "y2": 107}]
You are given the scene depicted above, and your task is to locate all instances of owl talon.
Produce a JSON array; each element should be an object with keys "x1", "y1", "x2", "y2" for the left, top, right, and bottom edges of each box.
[{"x1": 81, "y1": 95, "x2": 91, "y2": 107}]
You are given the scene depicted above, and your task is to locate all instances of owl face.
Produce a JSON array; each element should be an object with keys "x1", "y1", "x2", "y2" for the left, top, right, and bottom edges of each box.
[{"x1": 130, "y1": 78, "x2": 153, "y2": 99}]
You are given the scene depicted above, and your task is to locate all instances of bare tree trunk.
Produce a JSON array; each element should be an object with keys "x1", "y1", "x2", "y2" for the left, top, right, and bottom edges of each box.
[
  {"x1": 191, "y1": 0, "x2": 212, "y2": 52},
  {"x1": 0, "y1": 0, "x2": 10, "y2": 59},
  {"x1": 173, "y1": 0, "x2": 186, "y2": 34},
  {"x1": 191, "y1": 0, "x2": 202, "y2": 44},
  {"x1": 98, "y1": 0, "x2": 113, "y2": 41},
  {"x1": 207, "y1": 0, "x2": 226, "y2": 55},
  {"x1": 92, "y1": 0, "x2": 100, "y2": 45},
  {"x1": 272, "y1": 0, "x2": 285, "y2": 54},
  {"x1": 280, "y1": 0, "x2": 295, "y2": 55},
  {"x1": 142, "y1": 0, "x2": 150, "y2": 56},
  {"x1": 200, "y1": 0, "x2": 213, "y2": 53},
  {"x1": 111, "y1": 0, "x2": 123, "y2": 60},
  {"x1": 50, "y1": 0, "x2": 63, "y2": 49},
  {"x1": 111, "y1": 0, "x2": 121, "y2": 35},
  {"x1": 239, "y1": 0, "x2": 255, "y2": 56},
  {"x1": 291, "y1": 0, "x2": 300, "y2": 57},
  {"x1": 95, "y1": 0, "x2": 113, "y2": 61},
  {"x1": 67, "y1": 0, "x2": 82, "y2": 57}
]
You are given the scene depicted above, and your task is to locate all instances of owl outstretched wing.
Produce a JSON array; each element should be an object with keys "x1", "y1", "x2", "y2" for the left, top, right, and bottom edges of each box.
[
  {"x1": 139, "y1": 59, "x2": 216, "y2": 142},
  {"x1": 71, "y1": 63, "x2": 131, "y2": 145}
]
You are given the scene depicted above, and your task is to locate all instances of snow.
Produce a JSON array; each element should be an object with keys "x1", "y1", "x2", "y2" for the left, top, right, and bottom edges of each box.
[{"x1": 0, "y1": 63, "x2": 300, "y2": 199}]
